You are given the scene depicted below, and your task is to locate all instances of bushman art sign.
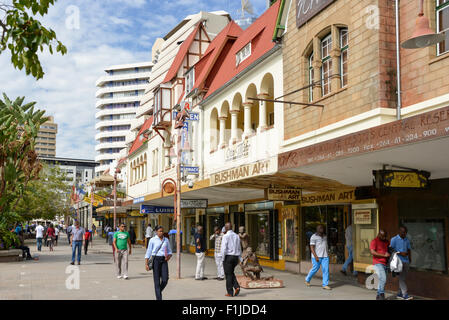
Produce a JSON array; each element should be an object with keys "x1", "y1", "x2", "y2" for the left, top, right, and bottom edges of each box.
[{"x1": 296, "y1": 0, "x2": 337, "y2": 28}]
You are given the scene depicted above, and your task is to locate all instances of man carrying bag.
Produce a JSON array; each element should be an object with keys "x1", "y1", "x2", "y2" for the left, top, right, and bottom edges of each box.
[{"x1": 145, "y1": 225, "x2": 172, "y2": 300}]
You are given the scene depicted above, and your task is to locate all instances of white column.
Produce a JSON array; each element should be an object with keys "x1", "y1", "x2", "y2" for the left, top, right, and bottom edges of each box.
[
  {"x1": 230, "y1": 110, "x2": 239, "y2": 144},
  {"x1": 218, "y1": 117, "x2": 227, "y2": 148},
  {"x1": 257, "y1": 93, "x2": 268, "y2": 132},
  {"x1": 243, "y1": 102, "x2": 253, "y2": 138}
]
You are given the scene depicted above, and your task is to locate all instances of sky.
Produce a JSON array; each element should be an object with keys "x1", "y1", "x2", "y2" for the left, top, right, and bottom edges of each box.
[{"x1": 0, "y1": 0, "x2": 268, "y2": 160}]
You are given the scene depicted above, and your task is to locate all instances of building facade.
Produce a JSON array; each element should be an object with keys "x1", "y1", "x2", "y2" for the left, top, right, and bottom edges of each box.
[
  {"x1": 36, "y1": 116, "x2": 57, "y2": 157},
  {"x1": 95, "y1": 62, "x2": 153, "y2": 175}
]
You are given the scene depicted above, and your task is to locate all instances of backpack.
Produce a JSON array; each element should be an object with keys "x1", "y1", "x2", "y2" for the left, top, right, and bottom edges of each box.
[{"x1": 390, "y1": 252, "x2": 403, "y2": 273}]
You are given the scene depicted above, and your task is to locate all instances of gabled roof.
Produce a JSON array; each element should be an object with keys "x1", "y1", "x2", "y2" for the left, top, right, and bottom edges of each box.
[
  {"x1": 128, "y1": 116, "x2": 153, "y2": 156},
  {"x1": 202, "y1": 1, "x2": 281, "y2": 99},
  {"x1": 191, "y1": 21, "x2": 243, "y2": 94},
  {"x1": 163, "y1": 23, "x2": 202, "y2": 84}
]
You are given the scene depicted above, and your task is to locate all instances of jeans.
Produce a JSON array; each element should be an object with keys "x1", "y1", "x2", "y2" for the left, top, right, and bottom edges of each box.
[
  {"x1": 342, "y1": 245, "x2": 358, "y2": 275},
  {"x1": 195, "y1": 252, "x2": 206, "y2": 279},
  {"x1": 71, "y1": 240, "x2": 82, "y2": 263},
  {"x1": 374, "y1": 263, "x2": 387, "y2": 295},
  {"x1": 399, "y1": 263, "x2": 410, "y2": 296},
  {"x1": 36, "y1": 238, "x2": 42, "y2": 251},
  {"x1": 115, "y1": 249, "x2": 129, "y2": 277},
  {"x1": 306, "y1": 257, "x2": 330, "y2": 287},
  {"x1": 215, "y1": 254, "x2": 225, "y2": 278},
  {"x1": 153, "y1": 256, "x2": 169, "y2": 300},
  {"x1": 223, "y1": 255, "x2": 240, "y2": 295}
]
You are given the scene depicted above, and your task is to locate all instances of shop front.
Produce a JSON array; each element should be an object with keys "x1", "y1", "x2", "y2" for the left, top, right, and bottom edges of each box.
[
  {"x1": 126, "y1": 210, "x2": 146, "y2": 245},
  {"x1": 183, "y1": 209, "x2": 197, "y2": 253},
  {"x1": 206, "y1": 206, "x2": 225, "y2": 251}
]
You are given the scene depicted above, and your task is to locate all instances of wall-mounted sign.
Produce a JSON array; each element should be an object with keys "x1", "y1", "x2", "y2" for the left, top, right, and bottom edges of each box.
[
  {"x1": 181, "y1": 166, "x2": 199, "y2": 175},
  {"x1": 354, "y1": 209, "x2": 372, "y2": 224},
  {"x1": 210, "y1": 157, "x2": 277, "y2": 186},
  {"x1": 266, "y1": 188, "x2": 302, "y2": 201},
  {"x1": 279, "y1": 106, "x2": 449, "y2": 171},
  {"x1": 173, "y1": 111, "x2": 199, "y2": 121},
  {"x1": 140, "y1": 205, "x2": 174, "y2": 214},
  {"x1": 296, "y1": 0, "x2": 337, "y2": 28},
  {"x1": 225, "y1": 140, "x2": 250, "y2": 162},
  {"x1": 373, "y1": 170, "x2": 430, "y2": 189},
  {"x1": 133, "y1": 196, "x2": 144, "y2": 204},
  {"x1": 83, "y1": 194, "x2": 103, "y2": 207},
  {"x1": 180, "y1": 199, "x2": 208, "y2": 208},
  {"x1": 301, "y1": 189, "x2": 355, "y2": 206}
]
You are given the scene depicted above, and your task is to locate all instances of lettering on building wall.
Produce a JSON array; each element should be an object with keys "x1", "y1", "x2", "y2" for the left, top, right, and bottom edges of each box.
[
  {"x1": 296, "y1": 0, "x2": 337, "y2": 28},
  {"x1": 225, "y1": 140, "x2": 250, "y2": 162},
  {"x1": 211, "y1": 158, "x2": 277, "y2": 186},
  {"x1": 354, "y1": 210, "x2": 372, "y2": 224},
  {"x1": 266, "y1": 188, "x2": 302, "y2": 201},
  {"x1": 301, "y1": 189, "x2": 354, "y2": 206},
  {"x1": 279, "y1": 106, "x2": 449, "y2": 171}
]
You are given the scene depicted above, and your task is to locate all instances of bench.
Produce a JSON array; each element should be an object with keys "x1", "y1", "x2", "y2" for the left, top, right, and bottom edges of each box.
[{"x1": 0, "y1": 249, "x2": 23, "y2": 262}]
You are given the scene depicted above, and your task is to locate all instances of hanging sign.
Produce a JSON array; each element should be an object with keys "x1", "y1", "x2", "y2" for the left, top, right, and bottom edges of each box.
[
  {"x1": 296, "y1": 0, "x2": 337, "y2": 28},
  {"x1": 140, "y1": 205, "x2": 174, "y2": 214},
  {"x1": 301, "y1": 189, "x2": 355, "y2": 206},
  {"x1": 354, "y1": 209, "x2": 372, "y2": 225},
  {"x1": 180, "y1": 199, "x2": 208, "y2": 208},
  {"x1": 373, "y1": 170, "x2": 430, "y2": 189},
  {"x1": 266, "y1": 188, "x2": 302, "y2": 201}
]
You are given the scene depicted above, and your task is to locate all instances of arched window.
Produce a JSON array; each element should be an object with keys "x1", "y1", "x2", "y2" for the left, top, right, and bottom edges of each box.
[
  {"x1": 321, "y1": 34, "x2": 332, "y2": 96},
  {"x1": 308, "y1": 52, "x2": 314, "y2": 102},
  {"x1": 340, "y1": 28, "x2": 348, "y2": 87}
]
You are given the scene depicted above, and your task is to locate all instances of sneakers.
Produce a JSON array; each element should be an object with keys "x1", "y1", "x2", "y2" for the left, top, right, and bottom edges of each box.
[
  {"x1": 305, "y1": 281, "x2": 311, "y2": 287},
  {"x1": 70, "y1": 262, "x2": 74, "y2": 265},
  {"x1": 117, "y1": 276, "x2": 122, "y2": 279},
  {"x1": 123, "y1": 275, "x2": 129, "y2": 280},
  {"x1": 322, "y1": 286, "x2": 332, "y2": 290},
  {"x1": 402, "y1": 294, "x2": 413, "y2": 300},
  {"x1": 396, "y1": 292, "x2": 403, "y2": 299},
  {"x1": 217, "y1": 277, "x2": 225, "y2": 281},
  {"x1": 376, "y1": 293, "x2": 385, "y2": 300}
]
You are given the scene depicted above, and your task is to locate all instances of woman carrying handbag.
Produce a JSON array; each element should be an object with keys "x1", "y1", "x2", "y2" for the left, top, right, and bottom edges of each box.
[{"x1": 145, "y1": 225, "x2": 172, "y2": 300}]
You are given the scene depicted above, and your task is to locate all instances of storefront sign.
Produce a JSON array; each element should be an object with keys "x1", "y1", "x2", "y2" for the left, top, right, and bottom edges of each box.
[
  {"x1": 301, "y1": 189, "x2": 355, "y2": 206},
  {"x1": 181, "y1": 166, "x2": 199, "y2": 175},
  {"x1": 83, "y1": 195, "x2": 103, "y2": 207},
  {"x1": 354, "y1": 209, "x2": 372, "y2": 224},
  {"x1": 373, "y1": 170, "x2": 430, "y2": 189},
  {"x1": 133, "y1": 196, "x2": 144, "y2": 204},
  {"x1": 225, "y1": 140, "x2": 250, "y2": 162},
  {"x1": 180, "y1": 199, "x2": 208, "y2": 208},
  {"x1": 210, "y1": 157, "x2": 277, "y2": 186},
  {"x1": 279, "y1": 106, "x2": 449, "y2": 171},
  {"x1": 140, "y1": 205, "x2": 174, "y2": 214},
  {"x1": 266, "y1": 188, "x2": 302, "y2": 201},
  {"x1": 173, "y1": 111, "x2": 199, "y2": 121},
  {"x1": 129, "y1": 210, "x2": 141, "y2": 217},
  {"x1": 296, "y1": 0, "x2": 337, "y2": 28}
]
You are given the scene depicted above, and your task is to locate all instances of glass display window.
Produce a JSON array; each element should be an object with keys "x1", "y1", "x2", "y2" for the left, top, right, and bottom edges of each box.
[
  {"x1": 282, "y1": 206, "x2": 299, "y2": 262},
  {"x1": 247, "y1": 211, "x2": 271, "y2": 258},
  {"x1": 352, "y1": 203, "x2": 379, "y2": 270},
  {"x1": 184, "y1": 216, "x2": 196, "y2": 247},
  {"x1": 207, "y1": 213, "x2": 224, "y2": 249}
]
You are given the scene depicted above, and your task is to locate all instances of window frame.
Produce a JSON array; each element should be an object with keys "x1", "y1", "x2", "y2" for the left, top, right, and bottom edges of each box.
[
  {"x1": 437, "y1": 0, "x2": 449, "y2": 56},
  {"x1": 185, "y1": 68, "x2": 195, "y2": 94},
  {"x1": 236, "y1": 42, "x2": 252, "y2": 66},
  {"x1": 321, "y1": 34, "x2": 333, "y2": 97},
  {"x1": 340, "y1": 28, "x2": 349, "y2": 87},
  {"x1": 308, "y1": 52, "x2": 314, "y2": 102}
]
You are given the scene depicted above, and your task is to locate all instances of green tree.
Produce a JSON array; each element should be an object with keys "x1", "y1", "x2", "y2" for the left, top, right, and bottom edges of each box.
[
  {"x1": 0, "y1": 0, "x2": 67, "y2": 80},
  {"x1": 15, "y1": 163, "x2": 71, "y2": 221}
]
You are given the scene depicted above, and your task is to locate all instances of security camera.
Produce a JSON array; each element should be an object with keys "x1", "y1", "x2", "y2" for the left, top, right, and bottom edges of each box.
[{"x1": 188, "y1": 180, "x2": 194, "y2": 189}]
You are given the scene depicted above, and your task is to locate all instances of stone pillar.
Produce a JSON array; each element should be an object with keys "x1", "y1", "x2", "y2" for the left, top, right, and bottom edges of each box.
[
  {"x1": 331, "y1": 25, "x2": 342, "y2": 91},
  {"x1": 257, "y1": 93, "x2": 269, "y2": 132},
  {"x1": 312, "y1": 37, "x2": 322, "y2": 99},
  {"x1": 230, "y1": 110, "x2": 240, "y2": 144},
  {"x1": 218, "y1": 117, "x2": 227, "y2": 148},
  {"x1": 242, "y1": 102, "x2": 253, "y2": 138}
]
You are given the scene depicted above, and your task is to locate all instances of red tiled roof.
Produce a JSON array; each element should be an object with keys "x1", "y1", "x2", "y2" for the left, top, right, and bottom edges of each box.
[
  {"x1": 191, "y1": 21, "x2": 243, "y2": 94},
  {"x1": 163, "y1": 23, "x2": 202, "y2": 84},
  {"x1": 128, "y1": 116, "x2": 153, "y2": 156},
  {"x1": 203, "y1": 1, "x2": 281, "y2": 99}
]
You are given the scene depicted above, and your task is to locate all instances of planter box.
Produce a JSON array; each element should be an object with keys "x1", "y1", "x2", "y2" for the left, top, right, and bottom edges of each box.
[{"x1": 0, "y1": 249, "x2": 22, "y2": 262}]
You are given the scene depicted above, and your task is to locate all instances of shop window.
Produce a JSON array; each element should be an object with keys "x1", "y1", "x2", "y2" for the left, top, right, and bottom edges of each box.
[
  {"x1": 247, "y1": 211, "x2": 271, "y2": 258},
  {"x1": 437, "y1": 0, "x2": 449, "y2": 56},
  {"x1": 302, "y1": 205, "x2": 348, "y2": 264},
  {"x1": 340, "y1": 28, "x2": 348, "y2": 87},
  {"x1": 185, "y1": 216, "x2": 197, "y2": 247},
  {"x1": 207, "y1": 213, "x2": 224, "y2": 249},
  {"x1": 308, "y1": 52, "x2": 314, "y2": 102},
  {"x1": 321, "y1": 34, "x2": 333, "y2": 96}
]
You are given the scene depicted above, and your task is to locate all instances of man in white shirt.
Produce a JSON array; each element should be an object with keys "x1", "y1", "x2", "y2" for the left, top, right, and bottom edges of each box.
[
  {"x1": 145, "y1": 223, "x2": 154, "y2": 249},
  {"x1": 305, "y1": 224, "x2": 331, "y2": 290},
  {"x1": 220, "y1": 222, "x2": 242, "y2": 297},
  {"x1": 54, "y1": 226, "x2": 60, "y2": 246},
  {"x1": 35, "y1": 223, "x2": 44, "y2": 252}
]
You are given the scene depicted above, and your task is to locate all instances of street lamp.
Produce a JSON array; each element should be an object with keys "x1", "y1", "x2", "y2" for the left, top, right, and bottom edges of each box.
[
  {"x1": 113, "y1": 167, "x2": 121, "y2": 230},
  {"x1": 401, "y1": 0, "x2": 446, "y2": 49}
]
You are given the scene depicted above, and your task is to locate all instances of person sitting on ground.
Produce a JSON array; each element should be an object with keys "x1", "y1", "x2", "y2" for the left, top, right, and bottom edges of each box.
[{"x1": 11, "y1": 231, "x2": 33, "y2": 260}]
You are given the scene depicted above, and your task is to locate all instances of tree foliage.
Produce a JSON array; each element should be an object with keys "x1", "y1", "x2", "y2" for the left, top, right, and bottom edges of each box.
[{"x1": 0, "y1": 0, "x2": 67, "y2": 80}]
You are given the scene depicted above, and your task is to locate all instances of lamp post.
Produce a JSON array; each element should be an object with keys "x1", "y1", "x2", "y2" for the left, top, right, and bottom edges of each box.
[{"x1": 113, "y1": 167, "x2": 121, "y2": 230}]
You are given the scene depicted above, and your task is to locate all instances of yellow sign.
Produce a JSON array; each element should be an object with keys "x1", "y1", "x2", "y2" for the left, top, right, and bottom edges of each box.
[
  {"x1": 383, "y1": 171, "x2": 428, "y2": 188},
  {"x1": 129, "y1": 210, "x2": 141, "y2": 217},
  {"x1": 266, "y1": 188, "x2": 302, "y2": 201},
  {"x1": 301, "y1": 189, "x2": 355, "y2": 206},
  {"x1": 354, "y1": 209, "x2": 372, "y2": 224},
  {"x1": 83, "y1": 194, "x2": 103, "y2": 207}
]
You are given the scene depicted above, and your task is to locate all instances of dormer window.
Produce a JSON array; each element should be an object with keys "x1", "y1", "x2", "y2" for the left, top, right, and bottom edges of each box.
[
  {"x1": 236, "y1": 42, "x2": 251, "y2": 66},
  {"x1": 185, "y1": 68, "x2": 195, "y2": 94}
]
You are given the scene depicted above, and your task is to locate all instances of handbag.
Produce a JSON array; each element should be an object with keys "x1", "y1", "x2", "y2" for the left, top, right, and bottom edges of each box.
[{"x1": 147, "y1": 238, "x2": 165, "y2": 270}]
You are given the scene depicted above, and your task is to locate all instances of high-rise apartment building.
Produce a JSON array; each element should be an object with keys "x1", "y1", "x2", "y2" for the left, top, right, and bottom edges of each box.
[
  {"x1": 95, "y1": 62, "x2": 153, "y2": 175},
  {"x1": 36, "y1": 116, "x2": 57, "y2": 157}
]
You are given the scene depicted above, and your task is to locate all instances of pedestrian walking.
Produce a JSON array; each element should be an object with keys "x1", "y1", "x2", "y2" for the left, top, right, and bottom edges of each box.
[
  {"x1": 67, "y1": 224, "x2": 73, "y2": 244},
  {"x1": 145, "y1": 225, "x2": 172, "y2": 300},
  {"x1": 145, "y1": 223, "x2": 154, "y2": 249},
  {"x1": 305, "y1": 224, "x2": 332, "y2": 290},
  {"x1": 84, "y1": 229, "x2": 91, "y2": 255},
  {"x1": 370, "y1": 230, "x2": 390, "y2": 300},
  {"x1": 35, "y1": 222, "x2": 44, "y2": 252},
  {"x1": 210, "y1": 226, "x2": 225, "y2": 280},
  {"x1": 390, "y1": 226, "x2": 413, "y2": 300},
  {"x1": 220, "y1": 222, "x2": 241, "y2": 297},
  {"x1": 105, "y1": 225, "x2": 111, "y2": 243},
  {"x1": 113, "y1": 223, "x2": 132, "y2": 279},
  {"x1": 129, "y1": 226, "x2": 136, "y2": 247},
  {"x1": 54, "y1": 225, "x2": 59, "y2": 246},
  {"x1": 341, "y1": 224, "x2": 357, "y2": 276},
  {"x1": 194, "y1": 225, "x2": 207, "y2": 280},
  {"x1": 46, "y1": 224, "x2": 56, "y2": 251},
  {"x1": 70, "y1": 221, "x2": 85, "y2": 265}
]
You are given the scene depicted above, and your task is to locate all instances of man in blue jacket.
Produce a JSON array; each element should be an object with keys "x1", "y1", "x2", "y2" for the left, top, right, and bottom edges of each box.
[{"x1": 390, "y1": 226, "x2": 413, "y2": 300}]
